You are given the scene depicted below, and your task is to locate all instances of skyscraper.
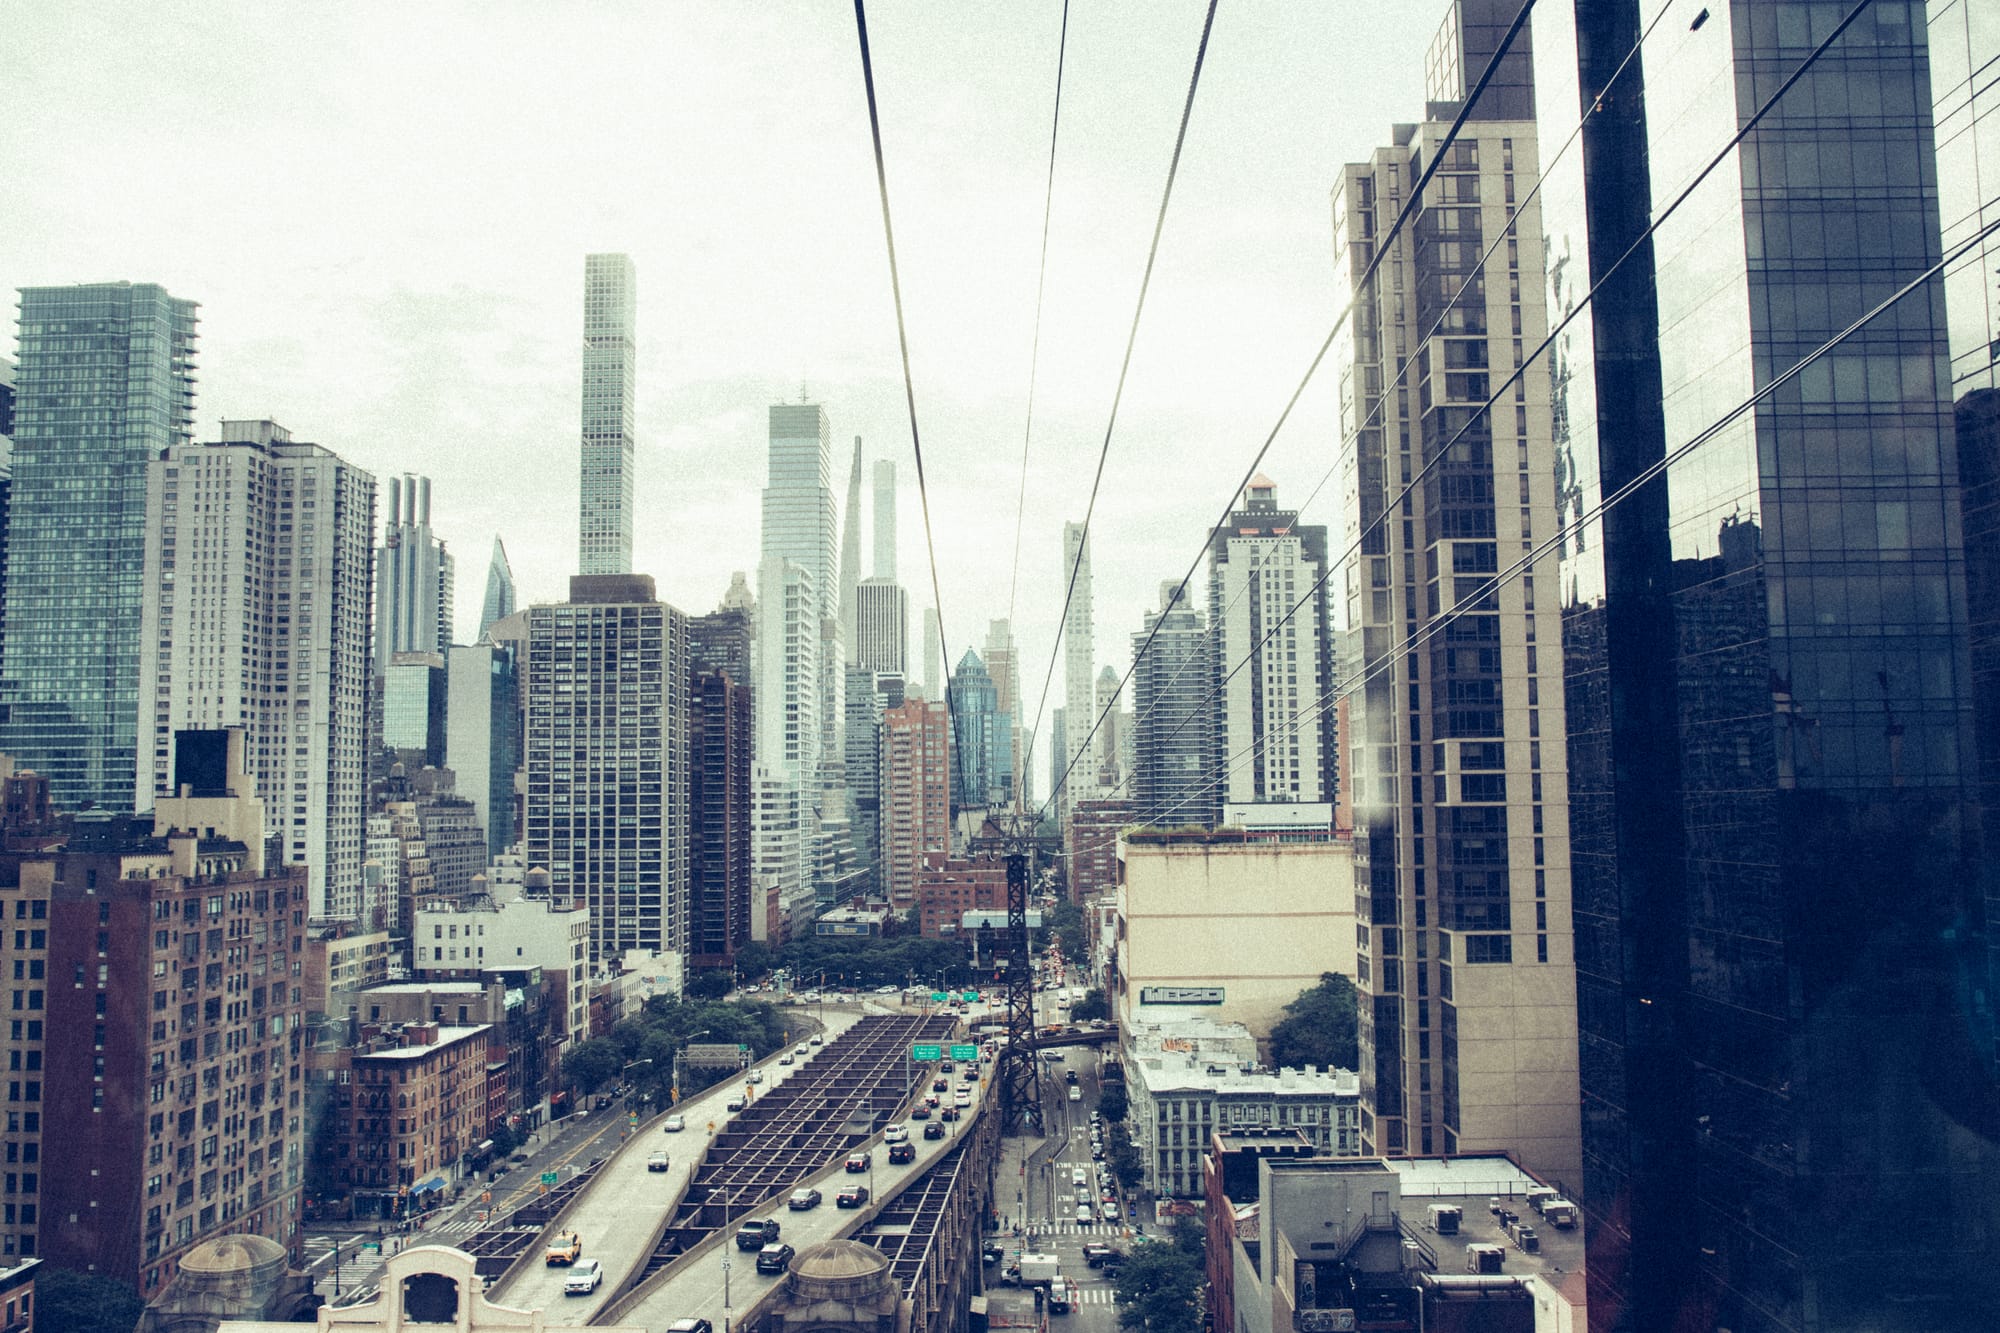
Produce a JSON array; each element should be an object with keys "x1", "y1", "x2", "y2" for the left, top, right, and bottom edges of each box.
[
  {"x1": 523, "y1": 574, "x2": 689, "y2": 963},
  {"x1": 580, "y1": 252, "x2": 636, "y2": 575},
  {"x1": 1332, "y1": 9, "x2": 1578, "y2": 1185},
  {"x1": 0, "y1": 356, "x2": 15, "y2": 683},
  {"x1": 985, "y1": 618, "x2": 1024, "y2": 810},
  {"x1": 854, "y1": 578, "x2": 910, "y2": 674},
  {"x1": 1060, "y1": 521, "x2": 1094, "y2": 818},
  {"x1": 1536, "y1": 3, "x2": 2000, "y2": 1327},
  {"x1": 1208, "y1": 478, "x2": 1336, "y2": 821},
  {"x1": 1131, "y1": 582, "x2": 1211, "y2": 825},
  {"x1": 138, "y1": 420, "x2": 376, "y2": 920},
  {"x1": 479, "y1": 535, "x2": 516, "y2": 639},
  {"x1": 1093, "y1": 664, "x2": 1125, "y2": 794},
  {"x1": 949, "y1": 648, "x2": 1011, "y2": 809},
  {"x1": 374, "y1": 474, "x2": 454, "y2": 671},
  {"x1": 446, "y1": 640, "x2": 519, "y2": 858},
  {"x1": 690, "y1": 668, "x2": 751, "y2": 969},
  {"x1": 2, "y1": 282, "x2": 198, "y2": 811},
  {"x1": 921, "y1": 607, "x2": 943, "y2": 702},
  {"x1": 872, "y1": 458, "x2": 897, "y2": 580},
  {"x1": 840, "y1": 436, "x2": 863, "y2": 663}
]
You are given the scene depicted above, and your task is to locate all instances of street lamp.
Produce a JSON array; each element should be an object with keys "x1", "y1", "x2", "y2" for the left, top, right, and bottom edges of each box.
[{"x1": 722, "y1": 1252, "x2": 733, "y2": 1333}]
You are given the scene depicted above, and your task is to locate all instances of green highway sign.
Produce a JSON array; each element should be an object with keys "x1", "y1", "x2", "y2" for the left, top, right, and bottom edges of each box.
[
  {"x1": 911, "y1": 1043, "x2": 943, "y2": 1061},
  {"x1": 961, "y1": 991, "x2": 980, "y2": 1002},
  {"x1": 950, "y1": 1044, "x2": 978, "y2": 1061},
  {"x1": 930, "y1": 991, "x2": 949, "y2": 1003},
  {"x1": 540, "y1": 1172, "x2": 559, "y2": 1186}
]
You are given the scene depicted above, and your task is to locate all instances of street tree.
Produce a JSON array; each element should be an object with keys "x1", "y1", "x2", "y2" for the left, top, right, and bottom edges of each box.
[{"x1": 1268, "y1": 971, "x2": 1360, "y2": 1071}]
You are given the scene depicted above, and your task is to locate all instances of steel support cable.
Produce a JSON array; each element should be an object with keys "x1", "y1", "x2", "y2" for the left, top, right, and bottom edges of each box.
[
  {"x1": 1126, "y1": 210, "x2": 2000, "y2": 834},
  {"x1": 1003, "y1": 3, "x2": 1074, "y2": 808},
  {"x1": 1127, "y1": 0, "x2": 1879, "y2": 811},
  {"x1": 1037, "y1": 0, "x2": 1538, "y2": 824},
  {"x1": 1111, "y1": 0, "x2": 1678, "y2": 768},
  {"x1": 853, "y1": 0, "x2": 972, "y2": 806},
  {"x1": 1018, "y1": 0, "x2": 1222, "y2": 807}
]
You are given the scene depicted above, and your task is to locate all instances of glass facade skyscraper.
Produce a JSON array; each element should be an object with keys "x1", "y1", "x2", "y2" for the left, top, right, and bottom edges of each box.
[
  {"x1": 2, "y1": 282, "x2": 197, "y2": 812},
  {"x1": 1536, "y1": 3, "x2": 2000, "y2": 1328}
]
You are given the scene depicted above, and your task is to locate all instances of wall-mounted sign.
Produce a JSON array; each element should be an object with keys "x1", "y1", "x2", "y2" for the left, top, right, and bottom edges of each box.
[{"x1": 1139, "y1": 986, "x2": 1225, "y2": 1005}]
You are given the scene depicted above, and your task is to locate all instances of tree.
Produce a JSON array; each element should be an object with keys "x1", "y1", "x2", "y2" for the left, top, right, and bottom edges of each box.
[
  {"x1": 1106, "y1": 1121, "x2": 1145, "y2": 1191},
  {"x1": 684, "y1": 970, "x2": 733, "y2": 1000},
  {"x1": 34, "y1": 1269, "x2": 143, "y2": 1333},
  {"x1": 1097, "y1": 1080, "x2": 1129, "y2": 1123},
  {"x1": 486, "y1": 1120, "x2": 519, "y2": 1156},
  {"x1": 562, "y1": 1036, "x2": 622, "y2": 1094},
  {"x1": 1072, "y1": 988, "x2": 1109, "y2": 1022},
  {"x1": 1267, "y1": 971, "x2": 1359, "y2": 1071},
  {"x1": 1113, "y1": 1221, "x2": 1205, "y2": 1333}
]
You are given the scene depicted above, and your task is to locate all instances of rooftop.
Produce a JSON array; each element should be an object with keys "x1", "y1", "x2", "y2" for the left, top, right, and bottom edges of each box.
[{"x1": 353, "y1": 1024, "x2": 490, "y2": 1059}]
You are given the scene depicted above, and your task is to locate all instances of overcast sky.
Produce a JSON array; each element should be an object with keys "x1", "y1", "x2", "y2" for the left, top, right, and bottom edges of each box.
[{"x1": 2, "y1": 0, "x2": 1436, "y2": 771}]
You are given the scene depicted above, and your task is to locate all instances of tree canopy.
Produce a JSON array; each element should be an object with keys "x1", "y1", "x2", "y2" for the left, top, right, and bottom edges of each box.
[
  {"x1": 1113, "y1": 1219, "x2": 1206, "y2": 1333},
  {"x1": 1267, "y1": 971, "x2": 1359, "y2": 1071},
  {"x1": 34, "y1": 1269, "x2": 144, "y2": 1333},
  {"x1": 1071, "y1": 987, "x2": 1110, "y2": 1022}
]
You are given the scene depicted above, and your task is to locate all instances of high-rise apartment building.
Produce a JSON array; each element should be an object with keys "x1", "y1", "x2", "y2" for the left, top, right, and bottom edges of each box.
[
  {"x1": 522, "y1": 574, "x2": 689, "y2": 963},
  {"x1": 579, "y1": 253, "x2": 636, "y2": 576},
  {"x1": 751, "y1": 767, "x2": 801, "y2": 945},
  {"x1": 839, "y1": 436, "x2": 863, "y2": 663},
  {"x1": 843, "y1": 666, "x2": 903, "y2": 893},
  {"x1": 2, "y1": 282, "x2": 198, "y2": 812},
  {"x1": 373, "y1": 474, "x2": 453, "y2": 673},
  {"x1": 137, "y1": 420, "x2": 375, "y2": 920},
  {"x1": 689, "y1": 669, "x2": 752, "y2": 969},
  {"x1": 984, "y1": 619, "x2": 1024, "y2": 811},
  {"x1": 1093, "y1": 665, "x2": 1125, "y2": 794},
  {"x1": 0, "y1": 729, "x2": 304, "y2": 1295},
  {"x1": 1208, "y1": 479, "x2": 1336, "y2": 823},
  {"x1": 0, "y1": 356, "x2": 12, "y2": 680},
  {"x1": 1535, "y1": 3, "x2": 2000, "y2": 1327},
  {"x1": 854, "y1": 579, "x2": 910, "y2": 675},
  {"x1": 872, "y1": 458, "x2": 897, "y2": 580},
  {"x1": 445, "y1": 641, "x2": 519, "y2": 857},
  {"x1": 478, "y1": 536, "x2": 516, "y2": 639},
  {"x1": 382, "y1": 651, "x2": 447, "y2": 766},
  {"x1": 921, "y1": 607, "x2": 942, "y2": 700},
  {"x1": 690, "y1": 600, "x2": 755, "y2": 689},
  {"x1": 878, "y1": 696, "x2": 949, "y2": 911},
  {"x1": 1060, "y1": 522, "x2": 1095, "y2": 818},
  {"x1": 1132, "y1": 583, "x2": 1211, "y2": 826},
  {"x1": 1332, "y1": 4, "x2": 1577, "y2": 1187}
]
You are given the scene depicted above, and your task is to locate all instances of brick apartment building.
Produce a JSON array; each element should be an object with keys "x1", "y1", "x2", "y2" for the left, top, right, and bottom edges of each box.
[
  {"x1": 314, "y1": 1021, "x2": 491, "y2": 1218},
  {"x1": 0, "y1": 730, "x2": 305, "y2": 1299},
  {"x1": 915, "y1": 854, "x2": 1007, "y2": 938}
]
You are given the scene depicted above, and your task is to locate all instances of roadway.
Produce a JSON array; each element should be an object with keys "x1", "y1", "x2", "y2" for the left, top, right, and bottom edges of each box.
[{"x1": 491, "y1": 1007, "x2": 866, "y2": 1319}]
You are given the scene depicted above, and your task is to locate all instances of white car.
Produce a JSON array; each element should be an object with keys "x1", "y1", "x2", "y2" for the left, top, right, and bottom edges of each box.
[
  {"x1": 663, "y1": 1114, "x2": 685, "y2": 1132},
  {"x1": 1075, "y1": 1204, "x2": 1093, "y2": 1224},
  {"x1": 884, "y1": 1123, "x2": 909, "y2": 1143},
  {"x1": 1104, "y1": 1201, "x2": 1121, "y2": 1221},
  {"x1": 564, "y1": 1259, "x2": 603, "y2": 1295}
]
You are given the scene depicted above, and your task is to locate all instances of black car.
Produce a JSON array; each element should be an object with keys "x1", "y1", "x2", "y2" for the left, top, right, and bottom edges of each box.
[
  {"x1": 888, "y1": 1141, "x2": 916, "y2": 1163},
  {"x1": 735, "y1": 1218, "x2": 781, "y2": 1250},
  {"x1": 932, "y1": 1078, "x2": 949, "y2": 1092},
  {"x1": 940, "y1": 1105, "x2": 960, "y2": 1121},
  {"x1": 787, "y1": 1187, "x2": 821, "y2": 1210},
  {"x1": 983, "y1": 1242, "x2": 1006, "y2": 1266},
  {"x1": 836, "y1": 1184, "x2": 870, "y2": 1208},
  {"x1": 924, "y1": 1120, "x2": 946, "y2": 1140},
  {"x1": 940, "y1": 1060, "x2": 954, "y2": 1072},
  {"x1": 755, "y1": 1243, "x2": 796, "y2": 1275}
]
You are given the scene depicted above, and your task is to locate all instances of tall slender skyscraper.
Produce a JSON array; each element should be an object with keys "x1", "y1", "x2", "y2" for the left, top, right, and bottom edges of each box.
[
  {"x1": 1332, "y1": 8, "x2": 1577, "y2": 1186},
  {"x1": 1, "y1": 282, "x2": 198, "y2": 812},
  {"x1": 1535, "y1": 3, "x2": 2000, "y2": 1327},
  {"x1": 840, "y1": 436, "x2": 863, "y2": 663},
  {"x1": 985, "y1": 619, "x2": 1024, "y2": 809},
  {"x1": 872, "y1": 458, "x2": 897, "y2": 580},
  {"x1": 580, "y1": 252, "x2": 636, "y2": 576},
  {"x1": 1131, "y1": 582, "x2": 1210, "y2": 824},
  {"x1": 479, "y1": 535, "x2": 516, "y2": 639},
  {"x1": 138, "y1": 420, "x2": 376, "y2": 920},
  {"x1": 374, "y1": 474, "x2": 453, "y2": 671},
  {"x1": 922, "y1": 607, "x2": 943, "y2": 700},
  {"x1": 1060, "y1": 521, "x2": 1095, "y2": 819}
]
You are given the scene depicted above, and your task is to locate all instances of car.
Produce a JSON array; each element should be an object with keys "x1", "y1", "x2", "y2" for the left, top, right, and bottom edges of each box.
[
  {"x1": 735, "y1": 1218, "x2": 781, "y2": 1250},
  {"x1": 544, "y1": 1232, "x2": 583, "y2": 1266},
  {"x1": 1048, "y1": 1276, "x2": 1074, "y2": 1314},
  {"x1": 1068, "y1": 1086, "x2": 1083, "y2": 1102},
  {"x1": 962, "y1": 1067, "x2": 979, "y2": 1082},
  {"x1": 1065, "y1": 1069, "x2": 1079, "y2": 1085},
  {"x1": 726, "y1": 1095, "x2": 746, "y2": 1112},
  {"x1": 846, "y1": 1151, "x2": 871, "y2": 1172},
  {"x1": 940, "y1": 1105, "x2": 960, "y2": 1121},
  {"x1": 788, "y1": 1186, "x2": 821, "y2": 1210},
  {"x1": 755, "y1": 1242, "x2": 796, "y2": 1275},
  {"x1": 1091, "y1": 1147, "x2": 1105, "y2": 1160},
  {"x1": 837, "y1": 1184, "x2": 870, "y2": 1208},
  {"x1": 1083, "y1": 1242, "x2": 1122, "y2": 1269},
  {"x1": 564, "y1": 1259, "x2": 603, "y2": 1295},
  {"x1": 924, "y1": 1094, "x2": 941, "y2": 1109},
  {"x1": 884, "y1": 1123, "x2": 909, "y2": 1143},
  {"x1": 1072, "y1": 1168, "x2": 1089, "y2": 1186},
  {"x1": 953, "y1": 1090, "x2": 972, "y2": 1106},
  {"x1": 510, "y1": 1151, "x2": 532, "y2": 1163},
  {"x1": 799, "y1": 992, "x2": 821, "y2": 1003},
  {"x1": 924, "y1": 1120, "x2": 947, "y2": 1140},
  {"x1": 876, "y1": 984, "x2": 899, "y2": 994},
  {"x1": 888, "y1": 1141, "x2": 916, "y2": 1163},
  {"x1": 487, "y1": 1165, "x2": 509, "y2": 1181},
  {"x1": 1100, "y1": 1187, "x2": 1116, "y2": 1202},
  {"x1": 666, "y1": 1321, "x2": 714, "y2": 1333},
  {"x1": 910, "y1": 1104, "x2": 931, "y2": 1119},
  {"x1": 809, "y1": 1034, "x2": 824, "y2": 1045},
  {"x1": 647, "y1": 1151, "x2": 671, "y2": 1172},
  {"x1": 931, "y1": 1077, "x2": 949, "y2": 1092},
  {"x1": 747, "y1": 1071, "x2": 763, "y2": 1084},
  {"x1": 1075, "y1": 1204, "x2": 1093, "y2": 1224},
  {"x1": 663, "y1": 1114, "x2": 685, "y2": 1132},
  {"x1": 779, "y1": 1054, "x2": 794, "y2": 1065},
  {"x1": 1104, "y1": 1202, "x2": 1121, "y2": 1221},
  {"x1": 795, "y1": 1044, "x2": 809, "y2": 1056},
  {"x1": 983, "y1": 1241, "x2": 1006, "y2": 1266},
  {"x1": 940, "y1": 1059, "x2": 954, "y2": 1072}
]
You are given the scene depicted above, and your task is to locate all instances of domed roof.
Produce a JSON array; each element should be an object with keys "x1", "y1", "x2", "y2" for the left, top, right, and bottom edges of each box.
[
  {"x1": 179, "y1": 1233, "x2": 286, "y2": 1274},
  {"x1": 791, "y1": 1239, "x2": 890, "y2": 1281}
]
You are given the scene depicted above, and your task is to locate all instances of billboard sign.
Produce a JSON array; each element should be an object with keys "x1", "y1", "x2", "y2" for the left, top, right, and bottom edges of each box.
[{"x1": 1138, "y1": 986, "x2": 1226, "y2": 1005}]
